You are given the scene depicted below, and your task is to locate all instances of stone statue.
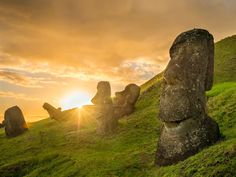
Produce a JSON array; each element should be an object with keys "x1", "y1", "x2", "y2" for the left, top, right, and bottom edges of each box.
[
  {"x1": 91, "y1": 81, "x2": 117, "y2": 135},
  {"x1": 155, "y1": 29, "x2": 220, "y2": 166},
  {"x1": 113, "y1": 84, "x2": 140, "y2": 119},
  {"x1": 4, "y1": 106, "x2": 28, "y2": 137},
  {"x1": 43, "y1": 102, "x2": 78, "y2": 122}
]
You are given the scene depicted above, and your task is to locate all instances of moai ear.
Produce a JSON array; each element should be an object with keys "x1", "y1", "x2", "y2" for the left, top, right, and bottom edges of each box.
[{"x1": 204, "y1": 40, "x2": 214, "y2": 91}]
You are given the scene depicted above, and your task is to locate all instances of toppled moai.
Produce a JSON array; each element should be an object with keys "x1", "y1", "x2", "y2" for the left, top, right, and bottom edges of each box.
[
  {"x1": 43, "y1": 102, "x2": 78, "y2": 122},
  {"x1": 155, "y1": 29, "x2": 220, "y2": 166},
  {"x1": 91, "y1": 81, "x2": 117, "y2": 135},
  {"x1": 113, "y1": 84, "x2": 140, "y2": 119},
  {"x1": 4, "y1": 106, "x2": 28, "y2": 137}
]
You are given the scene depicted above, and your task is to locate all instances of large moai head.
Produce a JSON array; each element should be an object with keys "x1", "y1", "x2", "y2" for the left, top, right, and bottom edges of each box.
[
  {"x1": 114, "y1": 84, "x2": 140, "y2": 118},
  {"x1": 91, "y1": 81, "x2": 112, "y2": 105},
  {"x1": 4, "y1": 106, "x2": 28, "y2": 137},
  {"x1": 160, "y1": 29, "x2": 214, "y2": 122},
  {"x1": 156, "y1": 29, "x2": 220, "y2": 166}
]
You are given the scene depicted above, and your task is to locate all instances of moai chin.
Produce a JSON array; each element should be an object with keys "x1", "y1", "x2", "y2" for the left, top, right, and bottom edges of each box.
[
  {"x1": 91, "y1": 81, "x2": 117, "y2": 135},
  {"x1": 155, "y1": 29, "x2": 220, "y2": 166}
]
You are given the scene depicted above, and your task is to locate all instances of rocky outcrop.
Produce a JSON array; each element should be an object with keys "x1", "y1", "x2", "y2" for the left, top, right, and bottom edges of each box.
[
  {"x1": 155, "y1": 29, "x2": 220, "y2": 166},
  {"x1": 91, "y1": 81, "x2": 117, "y2": 135},
  {"x1": 4, "y1": 106, "x2": 28, "y2": 137},
  {"x1": 114, "y1": 84, "x2": 140, "y2": 119}
]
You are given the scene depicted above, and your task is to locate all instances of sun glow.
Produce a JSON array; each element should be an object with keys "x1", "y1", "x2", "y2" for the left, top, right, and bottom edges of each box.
[{"x1": 60, "y1": 91, "x2": 91, "y2": 110}]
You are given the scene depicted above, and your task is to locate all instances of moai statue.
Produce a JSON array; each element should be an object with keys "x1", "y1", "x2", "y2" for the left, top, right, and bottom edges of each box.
[
  {"x1": 43, "y1": 103, "x2": 62, "y2": 121},
  {"x1": 91, "y1": 81, "x2": 117, "y2": 135},
  {"x1": 4, "y1": 106, "x2": 28, "y2": 137},
  {"x1": 113, "y1": 84, "x2": 140, "y2": 119},
  {"x1": 155, "y1": 29, "x2": 220, "y2": 166},
  {"x1": 43, "y1": 103, "x2": 78, "y2": 122}
]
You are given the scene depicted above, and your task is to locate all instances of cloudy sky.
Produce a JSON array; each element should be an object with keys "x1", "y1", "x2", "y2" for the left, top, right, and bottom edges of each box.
[{"x1": 0, "y1": 0, "x2": 236, "y2": 121}]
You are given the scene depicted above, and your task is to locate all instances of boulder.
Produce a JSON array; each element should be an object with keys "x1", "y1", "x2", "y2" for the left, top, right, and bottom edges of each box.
[
  {"x1": 156, "y1": 29, "x2": 220, "y2": 166},
  {"x1": 4, "y1": 106, "x2": 28, "y2": 137},
  {"x1": 92, "y1": 81, "x2": 117, "y2": 135},
  {"x1": 113, "y1": 84, "x2": 140, "y2": 119}
]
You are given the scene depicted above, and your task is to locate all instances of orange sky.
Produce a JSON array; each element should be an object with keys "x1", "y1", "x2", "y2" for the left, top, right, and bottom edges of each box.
[{"x1": 0, "y1": 0, "x2": 236, "y2": 121}]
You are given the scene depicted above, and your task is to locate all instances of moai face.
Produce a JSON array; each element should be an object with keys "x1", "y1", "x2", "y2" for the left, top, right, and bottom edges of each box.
[
  {"x1": 91, "y1": 81, "x2": 112, "y2": 105},
  {"x1": 156, "y1": 29, "x2": 219, "y2": 167},
  {"x1": 160, "y1": 30, "x2": 214, "y2": 122},
  {"x1": 114, "y1": 84, "x2": 140, "y2": 106}
]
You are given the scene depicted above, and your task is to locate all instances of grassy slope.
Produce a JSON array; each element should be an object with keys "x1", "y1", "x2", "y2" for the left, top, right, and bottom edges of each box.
[
  {"x1": 214, "y1": 35, "x2": 236, "y2": 84},
  {"x1": 0, "y1": 37, "x2": 236, "y2": 177}
]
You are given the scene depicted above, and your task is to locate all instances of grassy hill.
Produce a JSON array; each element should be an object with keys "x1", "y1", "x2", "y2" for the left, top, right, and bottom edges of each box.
[
  {"x1": 0, "y1": 36, "x2": 236, "y2": 177},
  {"x1": 214, "y1": 35, "x2": 236, "y2": 84}
]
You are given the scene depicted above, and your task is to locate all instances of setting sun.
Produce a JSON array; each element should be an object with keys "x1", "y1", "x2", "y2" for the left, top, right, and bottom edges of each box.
[{"x1": 60, "y1": 91, "x2": 91, "y2": 110}]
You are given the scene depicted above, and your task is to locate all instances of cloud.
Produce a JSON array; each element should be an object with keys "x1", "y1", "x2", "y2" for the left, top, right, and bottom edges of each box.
[
  {"x1": 0, "y1": 91, "x2": 39, "y2": 101},
  {"x1": 1, "y1": 0, "x2": 235, "y2": 72},
  {"x1": 0, "y1": 68, "x2": 58, "y2": 88},
  {"x1": 0, "y1": 0, "x2": 236, "y2": 121}
]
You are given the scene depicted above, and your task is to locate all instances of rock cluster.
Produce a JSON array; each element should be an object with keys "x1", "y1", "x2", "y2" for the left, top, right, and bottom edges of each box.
[
  {"x1": 155, "y1": 29, "x2": 220, "y2": 166},
  {"x1": 113, "y1": 84, "x2": 140, "y2": 119},
  {"x1": 4, "y1": 106, "x2": 28, "y2": 137}
]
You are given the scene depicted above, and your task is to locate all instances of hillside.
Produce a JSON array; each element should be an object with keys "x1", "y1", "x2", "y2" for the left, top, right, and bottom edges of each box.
[
  {"x1": 214, "y1": 35, "x2": 236, "y2": 83},
  {"x1": 0, "y1": 36, "x2": 236, "y2": 177}
]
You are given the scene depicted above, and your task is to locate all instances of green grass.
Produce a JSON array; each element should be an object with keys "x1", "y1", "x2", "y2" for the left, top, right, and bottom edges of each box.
[
  {"x1": 0, "y1": 81, "x2": 235, "y2": 177},
  {"x1": 214, "y1": 35, "x2": 236, "y2": 84},
  {"x1": 0, "y1": 36, "x2": 236, "y2": 176}
]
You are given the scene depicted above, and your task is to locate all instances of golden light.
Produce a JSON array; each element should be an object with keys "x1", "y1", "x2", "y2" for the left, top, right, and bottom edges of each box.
[{"x1": 60, "y1": 91, "x2": 91, "y2": 110}]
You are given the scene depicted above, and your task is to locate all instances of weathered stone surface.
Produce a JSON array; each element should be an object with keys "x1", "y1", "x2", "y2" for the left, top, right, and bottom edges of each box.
[
  {"x1": 156, "y1": 29, "x2": 220, "y2": 166},
  {"x1": 156, "y1": 116, "x2": 220, "y2": 166},
  {"x1": 43, "y1": 102, "x2": 79, "y2": 122},
  {"x1": 114, "y1": 84, "x2": 140, "y2": 119},
  {"x1": 159, "y1": 29, "x2": 214, "y2": 122},
  {"x1": 4, "y1": 106, "x2": 28, "y2": 137},
  {"x1": 91, "y1": 81, "x2": 117, "y2": 135}
]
